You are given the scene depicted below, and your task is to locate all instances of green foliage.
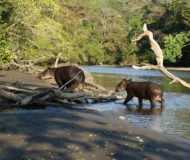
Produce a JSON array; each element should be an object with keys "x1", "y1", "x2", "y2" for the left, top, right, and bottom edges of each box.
[
  {"x1": 126, "y1": 13, "x2": 144, "y2": 40},
  {"x1": 181, "y1": 8, "x2": 190, "y2": 28},
  {"x1": 163, "y1": 32, "x2": 190, "y2": 63},
  {"x1": 82, "y1": 40, "x2": 104, "y2": 65},
  {"x1": 0, "y1": 48, "x2": 14, "y2": 66},
  {"x1": 5, "y1": 0, "x2": 64, "y2": 64},
  {"x1": 0, "y1": 0, "x2": 14, "y2": 65},
  {"x1": 0, "y1": 0, "x2": 190, "y2": 67},
  {"x1": 129, "y1": 0, "x2": 190, "y2": 65},
  {"x1": 158, "y1": 0, "x2": 190, "y2": 33},
  {"x1": 34, "y1": 0, "x2": 59, "y2": 16},
  {"x1": 57, "y1": 0, "x2": 129, "y2": 64}
]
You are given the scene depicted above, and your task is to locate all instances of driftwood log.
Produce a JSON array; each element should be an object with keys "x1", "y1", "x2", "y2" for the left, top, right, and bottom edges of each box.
[
  {"x1": 132, "y1": 23, "x2": 190, "y2": 89},
  {"x1": 0, "y1": 77, "x2": 125, "y2": 111}
]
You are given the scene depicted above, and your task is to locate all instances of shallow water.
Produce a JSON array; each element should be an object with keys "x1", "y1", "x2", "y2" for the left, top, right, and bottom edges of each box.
[
  {"x1": 82, "y1": 66, "x2": 190, "y2": 140},
  {"x1": 0, "y1": 67, "x2": 190, "y2": 140}
]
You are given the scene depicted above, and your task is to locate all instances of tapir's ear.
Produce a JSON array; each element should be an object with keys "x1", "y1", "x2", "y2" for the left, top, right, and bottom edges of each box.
[{"x1": 123, "y1": 78, "x2": 127, "y2": 82}]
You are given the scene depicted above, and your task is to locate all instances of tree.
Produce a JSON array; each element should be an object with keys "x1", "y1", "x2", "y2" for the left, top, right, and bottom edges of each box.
[
  {"x1": 0, "y1": 0, "x2": 14, "y2": 66},
  {"x1": 163, "y1": 32, "x2": 190, "y2": 63}
]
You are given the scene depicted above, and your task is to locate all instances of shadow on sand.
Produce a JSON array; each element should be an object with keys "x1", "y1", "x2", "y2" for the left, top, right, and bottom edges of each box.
[{"x1": 0, "y1": 109, "x2": 189, "y2": 160}]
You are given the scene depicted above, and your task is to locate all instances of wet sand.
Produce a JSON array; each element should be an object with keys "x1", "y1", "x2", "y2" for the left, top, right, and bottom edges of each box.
[
  {"x1": 0, "y1": 70, "x2": 49, "y2": 89},
  {"x1": 0, "y1": 109, "x2": 190, "y2": 160}
]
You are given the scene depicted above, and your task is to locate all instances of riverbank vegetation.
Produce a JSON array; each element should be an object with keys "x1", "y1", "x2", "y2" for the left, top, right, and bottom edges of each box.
[{"x1": 0, "y1": 0, "x2": 190, "y2": 68}]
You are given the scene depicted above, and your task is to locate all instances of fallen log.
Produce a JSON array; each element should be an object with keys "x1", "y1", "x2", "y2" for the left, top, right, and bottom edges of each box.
[
  {"x1": 0, "y1": 89, "x2": 21, "y2": 101},
  {"x1": 54, "y1": 92, "x2": 91, "y2": 99},
  {"x1": 19, "y1": 89, "x2": 53, "y2": 106},
  {"x1": 0, "y1": 68, "x2": 125, "y2": 111},
  {"x1": 85, "y1": 82, "x2": 108, "y2": 92},
  {"x1": 0, "y1": 85, "x2": 34, "y2": 93}
]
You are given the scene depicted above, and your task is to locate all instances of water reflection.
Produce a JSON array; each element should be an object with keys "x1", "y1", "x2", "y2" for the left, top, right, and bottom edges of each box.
[
  {"x1": 126, "y1": 106, "x2": 163, "y2": 116},
  {"x1": 92, "y1": 72, "x2": 190, "y2": 94},
  {"x1": 82, "y1": 66, "x2": 190, "y2": 140}
]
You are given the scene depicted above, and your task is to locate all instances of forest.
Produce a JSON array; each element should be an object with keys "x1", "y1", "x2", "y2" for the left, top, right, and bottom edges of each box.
[{"x1": 0, "y1": 0, "x2": 190, "y2": 68}]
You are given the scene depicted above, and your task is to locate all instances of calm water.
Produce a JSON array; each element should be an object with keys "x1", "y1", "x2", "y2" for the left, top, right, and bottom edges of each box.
[
  {"x1": 1, "y1": 67, "x2": 190, "y2": 140},
  {"x1": 82, "y1": 66, "x2": 190, "y2": 140}
]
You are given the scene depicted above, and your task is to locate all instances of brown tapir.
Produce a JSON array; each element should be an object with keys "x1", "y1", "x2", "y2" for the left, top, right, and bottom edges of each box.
[
  {"x1": 115, "y1": 79, "x2": 164, "y2": 108},
  {"x1": 37, "y1": 65, "x2": 85, "y2": 91}
]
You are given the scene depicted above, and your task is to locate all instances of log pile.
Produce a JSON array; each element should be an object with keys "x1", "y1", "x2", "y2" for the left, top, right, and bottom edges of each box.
[{"x1": 0, "y1": 81, "x2": 125, "y2": 112}]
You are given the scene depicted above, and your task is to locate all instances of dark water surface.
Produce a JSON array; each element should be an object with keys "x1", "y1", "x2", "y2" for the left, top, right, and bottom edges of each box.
[{"x1": 82, "y1": 66, "x2": 190, "y2": 140}]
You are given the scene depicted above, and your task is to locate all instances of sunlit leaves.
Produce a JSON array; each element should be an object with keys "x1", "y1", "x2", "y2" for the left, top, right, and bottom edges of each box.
[
  {"x1": 163, "y1": 32, "x2": 190, "y2": 63},
  {"x1": 0, "y1": 0, "x2": 190, "y2": 66},
  {"x1": 34, "y1": 0, "x2": 59, "y2": 17}
]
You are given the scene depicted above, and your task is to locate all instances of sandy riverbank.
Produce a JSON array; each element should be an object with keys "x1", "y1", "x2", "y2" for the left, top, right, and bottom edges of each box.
[
  {"x1": 0, "y1": 70, "x2": 190, "y2": 160},
  {"x1": 0, "y1": 109, "x2": 189, "y2": 160}
]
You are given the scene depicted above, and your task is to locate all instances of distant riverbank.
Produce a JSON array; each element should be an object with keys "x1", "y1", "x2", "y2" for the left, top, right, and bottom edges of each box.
[{"x1": 89, "y1": 64, "x2": 190, "y2": 71}]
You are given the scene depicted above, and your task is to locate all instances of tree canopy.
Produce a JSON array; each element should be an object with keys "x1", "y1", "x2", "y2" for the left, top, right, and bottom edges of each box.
[{"x1": 0, "y1": 0, "x2": 189, "y2": 67}]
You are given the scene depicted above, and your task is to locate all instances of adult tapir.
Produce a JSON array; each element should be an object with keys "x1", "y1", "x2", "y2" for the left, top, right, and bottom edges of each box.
[
  {"x1": 37, "y1": 65, "x2": 85, "y2": 91},
  {"x1": 115, "y1": 79, "x2": 164, "y2": 108}
]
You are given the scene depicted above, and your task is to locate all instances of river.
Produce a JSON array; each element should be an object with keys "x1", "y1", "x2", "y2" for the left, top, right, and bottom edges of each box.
[
  {"x1": 82, "y1": 66, "x2": 190, "y2": 140},
  {"x1": 0, "y1": 66, "x2": 190, "y2": 140}
]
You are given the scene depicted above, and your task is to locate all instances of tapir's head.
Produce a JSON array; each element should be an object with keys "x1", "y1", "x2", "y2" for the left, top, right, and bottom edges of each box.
[
  {"x1": 37, "y1": 67, "x2": 55, "y2": 80},
  {"x1": 115, "y1": 78, "x2": 132, "y2": 92}
]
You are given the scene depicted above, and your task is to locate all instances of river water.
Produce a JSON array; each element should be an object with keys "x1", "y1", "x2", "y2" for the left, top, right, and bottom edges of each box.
[
  {"x1": 82, "y1": 66, "x2": 190, "y2": 140},
  {"x1": 0, "y1": 66, "x2": 190, "y2": 140}
]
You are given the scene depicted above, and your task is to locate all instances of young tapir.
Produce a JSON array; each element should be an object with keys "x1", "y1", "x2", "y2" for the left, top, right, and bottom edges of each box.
[
  {"x1": 37, "y1": 65, "x2": 85, "y2": 91},
  {"x1": 115, "y1": 79, "x2": 164, "y2": 108}
]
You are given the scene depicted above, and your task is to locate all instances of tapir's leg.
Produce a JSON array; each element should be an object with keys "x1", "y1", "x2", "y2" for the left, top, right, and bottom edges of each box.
[
  {"x1": 123, "y1": 95, "x2": 133, "y2": 105},
  {"x1": 78, "y1": 83, "x2": 84, "y2": 91},
  {"x1": 160, "y1": 98, "x2": 164, "y2": 108},
  {"x1": 66, "y1": 83, "x2": 78, "y2": 92},
  {"x1": 55, "y1": 77, "x2": 62, "y2": 88},
  {"x1": 150, "y1": 97, "x2": 156, "y2": 109},
  {"x1": 138, "y1": 99, "x2": 143, "y2": 108}
]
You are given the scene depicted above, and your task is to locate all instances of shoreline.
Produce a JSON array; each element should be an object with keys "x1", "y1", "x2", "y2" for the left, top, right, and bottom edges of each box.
[
  {"x1": 0, "y1": 68, "x2": 190, "y2": 159},
  {"x1": 1, "y1": 64, "x2": 190, "y2": 72},
  {"x1": 84, "y1": 64, "x2": 190, "y2": 71},
  {"x1": 0, "y1": 109, "x2": 190, "y2": 160}
]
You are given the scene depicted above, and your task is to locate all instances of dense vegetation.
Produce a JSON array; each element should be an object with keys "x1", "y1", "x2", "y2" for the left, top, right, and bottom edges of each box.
[{"x1": 0, "y1": 0, "x2": 189, "y2": 67}]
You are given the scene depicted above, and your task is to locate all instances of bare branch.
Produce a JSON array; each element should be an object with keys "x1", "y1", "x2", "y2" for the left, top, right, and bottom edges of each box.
[
  {"x1": 132, "y1": 23, "x2": 190, "y2": 89},
  {"x1": 54, "y1": 53, "x2": 61, "y2": 68},
  {"x1": 132, "y1": 23, "x2": 164, "y2": 67}
]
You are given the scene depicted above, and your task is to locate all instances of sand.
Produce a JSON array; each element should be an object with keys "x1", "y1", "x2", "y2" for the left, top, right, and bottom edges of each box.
[{"x1": 0, "y1": 109, "x2": 189, "y2": 160}]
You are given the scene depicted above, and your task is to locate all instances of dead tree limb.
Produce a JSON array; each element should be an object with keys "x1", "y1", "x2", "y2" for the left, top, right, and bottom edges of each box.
[
  {"x1": 85, "y1": 82, "x2": 108, "y2": 92},
  {"x1": 132, "y1": 24, "x2": 164, "y2": 67},
  {"x1": 0, "y1": 89, "x2": 21, "y2": 101},
  {"x1": 0, "y1": 85, "x2": 34, "y2": 93},
  {"x1": 54, "y1": 53, "x2": 61, "y2": 68},
  {"x1": 132, "y1": 23, "x2": 190, "y2": 88}
]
